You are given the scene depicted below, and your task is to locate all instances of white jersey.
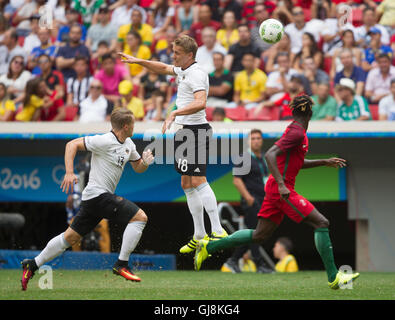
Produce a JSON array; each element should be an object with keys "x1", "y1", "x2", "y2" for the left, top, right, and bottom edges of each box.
[
  {"x1": 82, "y1": 132, "x2": 141, "y2": 201},
  {"x1": 173, "y1": 62, "x2": 209, "y2": 125}
]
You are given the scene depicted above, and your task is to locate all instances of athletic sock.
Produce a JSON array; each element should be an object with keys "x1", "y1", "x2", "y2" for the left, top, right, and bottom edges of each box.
[
  {"x1": 184, "y1": 187, "x2": 206, "y2": 240},
  {"x1": 196, "y1": 183, "x2": 223, "y2": 235},
  {"x1": 314, "y1": 228, "x2": 338, "y2": 282},
  {"x1": 207, "y1": 229, "x2": 253, "y2": 254},
  {"x1": 118, "y1": 221, "x2": 146, "y2": 262},
  {"x1": 34, "y1": 232, "x2": 70, "y2": 268}
]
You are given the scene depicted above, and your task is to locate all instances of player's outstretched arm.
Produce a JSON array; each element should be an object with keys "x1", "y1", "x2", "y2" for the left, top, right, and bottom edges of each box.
[
  {"x1": 302, "y1": 158, "x2": 347, "y2": 169},
  {"x1": 265, "y1": 144, "x2": 290, "y2": 200},
  {"x1": 61, "y1": 137, "x2": 86, "y2": 194},
  {"x1": 130, "y1": 149, "x2": 154, "y2": 173},
  {"x1": 118, "y1": 52, "x2": 175, "y2": 76}
]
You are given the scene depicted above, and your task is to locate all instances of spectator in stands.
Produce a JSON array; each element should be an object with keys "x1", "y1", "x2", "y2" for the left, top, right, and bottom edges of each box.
[
  {"x1": 90, "y1": 40, "x2": 111, "y2": 71},
  {"x1": 212, "y1": 107, "x2": 232, "y2": 122},
  {"x1": 365, "y1": 53, "x2": 395, "y2": 104},
  {"x1": 75, "y1": 79, "x2": 113, "y2": 122},
  {"x1": 196, "y1": 26, "x2": 227, "y2": 74},
  {"x1": 301, "y1": 56, "x2": 330, "y2": 95},
  {"x1": 335, "y1": 78, "x2": 371, "y2": 121},
  {"x1": 207, "y1": 51, "x2": 233, "y2": 108},
  {"x1": 0, "y1": 83, "x2": 16, "y2": 121},
  {"x1": 123, "y1": 30, "x2": 151, "y2": 84},
  {"x1": 86, "y1": 6, "x2": 118, "y2": 54},
  {"x1": 378, "y1": 79, "x2": 395, "y2": 121},
  {"x1": 204, "y1": 0, "x2": 242, "y2": 23},
  {"x1": 22, "y1": 14, "x2": 40, "y2": 55},
  {"x1": 94, "y1": 53, "x2": 131, "y2": 104},
  {"x1": 272, "y1": 0, "x2": 294, "y2": 26},
  {"x1": 334, "y1": 49, "x2": 366, "y2": 96},
  {"x1": 28, "y1": 27, "x2": 57, "y2": 75},
  {"x1": 190, "y1": 4, "x2": 221, "y2": 47},
  {"x1": 232, "y1": 52, "x2": 267, "y2": 110},
  {"x1": 148, "y1": 0, "x2": 175, "y2": 38},
  {"x1": 273, "y1": 237, "x2": 299, "y2": 273},
  {"x1": 56, "y1": 24, "x2": 91, "y2": 80},
  {"x1": 216, "y1": 10, "x2": 239, "y2": 51},
  {"x1": 175, "y1": 0, "x2": 198, "y2": 35},
  {"x1": 265, "y1": 52, "x2": 304, "y2": 98},
  {"x1": 115, "y1": 79, "x2": 144, "y2": 121},
  {"x1": 330, "y1": 29, "x2": 363, "y2": 79},
  {"x1": 283, "y1": 6, "x2": 321, "y2": 55},
  {"x1": 66, "y1": 56, "x2": 93, "y2": 108},
  {"x1": 15, "y1": 77, "x2": 54, "y2": 121},
  {"x1": 117, "y1": 8, "x2": 153, "y2": 52},
  {"x1": 250, "y1": 4, "x2": 272, "y2": 61},
  {"x1": 355, "y1": 7, "x2": 390, "y2": 48},
  {"x1": 225, "y1": 24, "x2": 261, "y2": 74},
  {"x1": 254, "y1": 74, "x2": 304, "y2": 120},
  {"x1": 362, "y1": 28, "x2": 393, "y2": 73},
  {"x1": 38, "y1": 53, "x2": 65, "y2": 102},
  {"x1": 321, "y1": 4, "x2": 356, "y2": 57},
  {"x1": 12, "y1": 0, "x2": 38, "y2": 37},
  {"x1": 138, "y1": 56, "x2": 169, "y2": 121},
  {"x1": 57, "y1": 8, "x2": 88, "y2": 44},
  {"x1": 0, "y1": 14, "x2": 7, "y2": 45},
  {"x1": 311, "y1": 82, "x2": 337, "y2": 121},
  {"x1": 264, "y1": 32, "x2": 292, "y2": 74},
  {"x1": 292, "y1": 32, "x2": 323, "y2": 72},
  {"x1": 311, "y1": 0, "x2": 335, "y2": 21},
  {"x1": 0, "y1": 55, "x2": 32, "y2": 103},
  {"x1": 111, "y1": 0, "x2": 147, "y2": 30},
  {"x1": 53, "y1": 0, "x2": 68, "y2": 31},
  {"x1": 0, "y1": 28, "x2": 27, "y2": 74},
  {"x1": 376, "y1": 0, "x2": 395, "y2": 33},
  {"x1": 156, "y1": 26, "x2": 176, "y2": 65},
  {"x1": 71, "y1": 0, "x2": 104, "y2": 28}
]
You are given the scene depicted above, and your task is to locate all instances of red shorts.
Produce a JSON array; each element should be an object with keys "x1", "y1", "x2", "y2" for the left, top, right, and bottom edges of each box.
[{"x1": 258, "y1": 190, "x2": 315, "y2": 225}]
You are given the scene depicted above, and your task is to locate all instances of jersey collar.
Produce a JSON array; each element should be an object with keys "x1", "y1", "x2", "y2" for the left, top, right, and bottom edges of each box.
[{"x1": 111, "y1": 130, "x2": 125, "y2": 144}]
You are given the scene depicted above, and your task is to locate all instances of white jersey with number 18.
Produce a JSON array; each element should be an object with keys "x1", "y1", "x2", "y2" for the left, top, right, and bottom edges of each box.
[{"x1": 173, "y1": 62, "x2": 209, "y2": 126}]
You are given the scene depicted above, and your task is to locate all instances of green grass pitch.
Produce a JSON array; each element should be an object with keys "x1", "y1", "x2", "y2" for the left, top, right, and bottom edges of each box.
[{"x1": 1, "y1": 270, "x2": 394, "y2": 300}]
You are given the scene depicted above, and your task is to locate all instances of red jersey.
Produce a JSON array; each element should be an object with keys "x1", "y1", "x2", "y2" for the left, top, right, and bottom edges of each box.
[{"x1": 265, "y1": 120, "x2": 308, "y2": 194}]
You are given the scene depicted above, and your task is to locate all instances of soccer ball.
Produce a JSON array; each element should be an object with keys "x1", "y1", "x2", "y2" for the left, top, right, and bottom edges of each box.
[{"x1": 259, "y1": 19, "x2": 284, "y2": 44}]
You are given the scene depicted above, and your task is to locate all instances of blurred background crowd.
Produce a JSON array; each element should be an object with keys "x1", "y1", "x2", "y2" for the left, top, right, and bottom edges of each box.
[{"x1": 0, "y1": 0, "x2": 394, "y2": 123}]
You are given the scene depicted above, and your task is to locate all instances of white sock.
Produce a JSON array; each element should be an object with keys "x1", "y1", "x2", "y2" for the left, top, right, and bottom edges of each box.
[
  {"x1": 34, "y1": 232, "x2": 70, "y2": 268},
  {"x1": 118, "y1": 221, "x2": 146, "y2": 262},
  {"x1": 184, "y1": 187, "x2": 206, "y2": 240},
  {"x1": 196, "y1": 183, "x2": 223, "y2": 235}
]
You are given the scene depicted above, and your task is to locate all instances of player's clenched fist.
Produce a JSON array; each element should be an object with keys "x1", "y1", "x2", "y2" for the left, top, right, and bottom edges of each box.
[{"x1": 142, "y1": 149, "x2": 154, "y2": 166}]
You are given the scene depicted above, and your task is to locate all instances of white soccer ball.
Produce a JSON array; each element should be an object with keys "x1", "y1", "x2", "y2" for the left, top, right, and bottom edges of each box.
[{"x1": 259, "y1": 19, "x2": 284, "y2": 44}]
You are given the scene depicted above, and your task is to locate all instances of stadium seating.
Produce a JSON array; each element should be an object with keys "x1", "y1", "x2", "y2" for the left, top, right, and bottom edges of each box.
[
  {"x1": 247, "y1": 106, "x2": 280, "y2": 121},
  {"x1": 206, "y1": 106, "x2": 214, "y2": 121},
  {"x1": 225, "y1": 106, "x2": 248, "y2": 121},
  {"x1": 64, "y1": 106, "x2": 79, "y2": 121},
  {"x1": 351, "y1": 8, "x2": 363, "y2": 27},
  {"x1": 369, "y1": 104, "x2": 379, "y2": 121}
]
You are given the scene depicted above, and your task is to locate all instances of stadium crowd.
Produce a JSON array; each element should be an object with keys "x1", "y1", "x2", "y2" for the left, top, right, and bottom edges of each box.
[{"x1": 0, "y1": 0, "x2": 394, "y2": 122}]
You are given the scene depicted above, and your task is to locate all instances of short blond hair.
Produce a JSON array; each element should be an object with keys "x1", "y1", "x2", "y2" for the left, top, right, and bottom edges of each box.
[
  {"x1": 111, "y1": 108, "x2": 135, "y2": 130},
  {"x1": 174, "y1": 35, "x2": 198, "y2": 58}
]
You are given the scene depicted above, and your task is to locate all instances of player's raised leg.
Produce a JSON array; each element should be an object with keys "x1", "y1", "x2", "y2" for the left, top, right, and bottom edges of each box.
[
  {"x1": 113, "y1": 209, "x2": 147, "y2": 282},
  {"x1": 303, "y1": 209, "x2": 360, "y2": 289},
  {"x1": 21, "y1": 227, "x2": 80, "y2": 291},
  {"x1": 194, "y1": 217, "x2": 278, "y2": 271}
]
